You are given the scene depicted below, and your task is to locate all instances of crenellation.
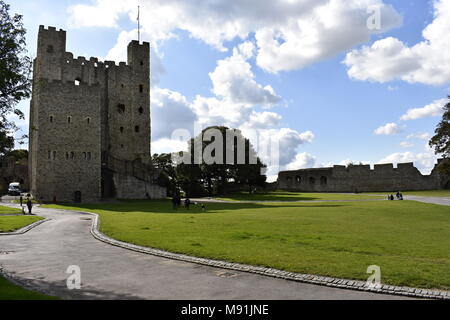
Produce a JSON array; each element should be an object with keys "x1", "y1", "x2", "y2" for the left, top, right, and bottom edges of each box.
[
  {"x1": 29, "y1": 26, "x2": 164, "y2": 203},
  {"x1": 278, "y1": 160, "x2": 449, "y2": 192}
]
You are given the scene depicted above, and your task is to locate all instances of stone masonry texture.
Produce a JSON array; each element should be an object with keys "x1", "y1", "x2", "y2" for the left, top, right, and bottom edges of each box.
[{"x1": 29, "y1": 26, "x2": 165, "y2": 202}]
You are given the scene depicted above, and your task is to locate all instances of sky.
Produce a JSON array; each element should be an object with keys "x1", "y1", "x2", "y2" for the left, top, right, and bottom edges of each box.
[{"x1": 8, "y1": 0, "x2": 450, "y2": 181}]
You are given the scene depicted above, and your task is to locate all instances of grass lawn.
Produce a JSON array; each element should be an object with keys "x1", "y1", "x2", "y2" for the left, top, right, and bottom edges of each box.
[
  {"x1": 0, "y1": 215, "x2": 43, "y2": 233},
  {"x1": 0, "y1": 276, "x2": 58, "y2": 300},
  {"x1": 45, "y1": 200, "x2": 450, "y2": 290},
  {"x1": 0, "y1": 205, "x2": 22, "y2": 215},
  {"x1": 216, "y1": 191, "x2": 384, "y2": 201},
  {"x1": 377, "y1": 190, "x2": 449, "y2": 198}
]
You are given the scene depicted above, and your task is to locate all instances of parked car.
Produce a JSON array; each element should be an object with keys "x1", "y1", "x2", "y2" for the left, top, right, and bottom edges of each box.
[{"x1": 7, "y1": 182, "x2": 21, "y2": 196}]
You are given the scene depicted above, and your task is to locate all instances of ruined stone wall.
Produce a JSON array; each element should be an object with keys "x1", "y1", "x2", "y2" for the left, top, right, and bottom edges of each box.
[
  {"x1": 0, "y1": 157, "x2": 29, "y2": 193},
  {"x1": 277, "y1": 161, "x2": 448, "y2": 192},
  {"x1": 113, "y1": 173, "x2": 166, "y2": 200}
]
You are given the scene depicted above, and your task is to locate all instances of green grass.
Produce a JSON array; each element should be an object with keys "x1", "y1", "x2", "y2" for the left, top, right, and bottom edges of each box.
[
  {"x1": 45, "y1": 200, "x2": 450, "y2": 290},
  {"x1": 0, "y1": 276, "x2": 58, "y2": 300},
  {"x1": 0, "y1": 205, "x2": 22, "y2": 215},
  {"x1": 387, "y1": 190, "x2": 449, "y2": 198},
  {"x1": 0, "y1": 215, "x2": 43, "y2": 232},
  {"x1": 216, "y1": 191, "x2": 384, "y2": 201}
]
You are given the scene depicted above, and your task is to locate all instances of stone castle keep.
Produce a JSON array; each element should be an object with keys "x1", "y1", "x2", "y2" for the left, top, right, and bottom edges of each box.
[
  {"x1": 29, "y1": 26, "x2": 165, "y2": 202},
  {"x1": 278, "y1": 160, "x2": 449, "y2": 193}
]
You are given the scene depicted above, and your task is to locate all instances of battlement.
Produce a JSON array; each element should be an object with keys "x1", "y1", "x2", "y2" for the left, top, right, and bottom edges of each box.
[
  {"x1": 278, "y1": 159, "x2": 449, "y2": 192},
  {"x1": 37, "y1": 78, "x2": 101, "y2": 88},
  {"x1": 39, "y1": 25, "x2": 66, "y2": 33},
  {"x1": 62, "y1": 52, "x2": 129, "y2": 70}
]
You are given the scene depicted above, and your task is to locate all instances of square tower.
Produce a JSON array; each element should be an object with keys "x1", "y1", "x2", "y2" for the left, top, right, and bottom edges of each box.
[{"x1": 29, "y1": 26, "x2": 162, "y2": 202}]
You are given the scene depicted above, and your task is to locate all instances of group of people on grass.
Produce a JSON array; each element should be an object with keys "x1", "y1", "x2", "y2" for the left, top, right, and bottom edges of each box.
[
  {"x1": 19, "y1": 194, "x2": 34, "y2": 215},
  {"x1": 388, "y1": 191, "x2": 404, "y2": 201},
  {"x1": 172, "y1": 194, "x2": 206, "y2": 212}
]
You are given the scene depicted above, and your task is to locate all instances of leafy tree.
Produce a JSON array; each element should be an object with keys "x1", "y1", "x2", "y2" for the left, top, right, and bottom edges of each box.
[
  {"x1": 184, "y1": 126, "x2": 267, "y2": 196},
  {"x1": 429, "y1": 96, "x2": 450, "y2": 175},
  {"x1": 5, "y1": 148, "x2": 27, "y2": 161},
  {"x1": 152, "y1": 153, "x2": 178, "y2": 196},
  {"x1": 0, "y1": 0, "x2": 32, "y2": 156}
]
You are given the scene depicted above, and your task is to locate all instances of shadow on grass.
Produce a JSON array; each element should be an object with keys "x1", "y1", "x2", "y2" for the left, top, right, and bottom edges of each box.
[
  {"x1": 220, "y1": 191, "x2": 321, "y2": 201},
  {"x1": 46, "y1": 199, "x2": 344, "y2": 215}
]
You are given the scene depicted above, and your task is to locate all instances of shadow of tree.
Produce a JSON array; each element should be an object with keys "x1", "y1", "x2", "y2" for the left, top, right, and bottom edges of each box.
[{"x1": 48, "y1": 200, "x2": 344, "y2": 215}]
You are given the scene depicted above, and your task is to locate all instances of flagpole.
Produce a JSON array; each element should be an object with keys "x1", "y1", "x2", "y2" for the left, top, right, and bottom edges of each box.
[{"x1": 138, "y1": 5, "x2": 140, "y2": 42}]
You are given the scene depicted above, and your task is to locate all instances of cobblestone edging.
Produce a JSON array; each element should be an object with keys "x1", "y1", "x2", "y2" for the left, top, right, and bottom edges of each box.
[
  {"x1": 79, "y1": 211, "x2": 450, "y2": 300},
  {"x1": 0, "y1": 218, "x2": 50, "y2": 236}
]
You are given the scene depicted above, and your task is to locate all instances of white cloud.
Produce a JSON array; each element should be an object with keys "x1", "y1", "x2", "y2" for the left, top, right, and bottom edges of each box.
[
  {"x1": 151, "y1": 137, "x2": 189, "y2": 155},
  {"x1": 151, "y1": 87, "x2": 197, "y2": 140},
  {"x1": 400, "y1": 98, "x2": 447, "y2": 121},
  {"x1": 257, "y1": 128, "x2": 315, "y2": 166},
  {"x1": 374, "y1": 122, "x2": 402, "y2": 135},
  {"x1": 400, "y1": 141, "x2": 414, "y2": 148},
  {"x1": 68, "y1": 0, "x2": 137, "y2": 28},
  {"x1": 378, "y1": 151, "x2": 439, "y2": 175},
  {"x1": 344, "y1": 0, "x2": 450, "y2": 85},
  {"x1": 68, "y1": 0, "x2": 401, "y2": 73},
  {"x1": 105, "y1": 30, "x2": 165, "y2": 86},
  {"x1": 407, "y1": 132, "x2": 431, "y2": 140},
  {"x1": 286, "y1": 152, "x2": 317, "y2": 170},
  {"x1": 243, "y1": 111, "x2": 282, "y2": 129},
  {"x1": 209, "y1": 41, "x2": 281, "y2": 107}
]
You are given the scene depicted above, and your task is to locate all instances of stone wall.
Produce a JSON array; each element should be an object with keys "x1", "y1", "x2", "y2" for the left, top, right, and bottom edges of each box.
[
  {"x1": 277, "y1": 160, "x2": 449, "y2": 192},
  {"x1": 29, "y1": 26, "x2": 164, "y2": 202},
  {"x1": 0, "y1": 157, "x2": 29, "y2": 194},
  {"x1": 113, "y1": 173, "x2": 166, "y2": 200}
]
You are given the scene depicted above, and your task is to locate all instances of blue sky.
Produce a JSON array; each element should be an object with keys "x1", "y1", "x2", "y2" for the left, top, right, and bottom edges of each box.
[{"x1": 9, "y1": 0, "x2": 450, "y2": 180}]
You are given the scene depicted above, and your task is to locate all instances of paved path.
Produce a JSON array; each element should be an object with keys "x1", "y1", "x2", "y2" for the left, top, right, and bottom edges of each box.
[
  {"x1": 403, "y1": 195, "x2": 450, "y2": 206},
  {"x1": 0, "y1": 205, "x2": 407, "y2": 300}
]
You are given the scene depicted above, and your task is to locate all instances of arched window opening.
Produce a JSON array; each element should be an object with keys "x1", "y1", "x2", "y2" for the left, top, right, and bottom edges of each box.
[
  {"x1": 87, "y1": 152, "x2": 92, "y2": 160},
  {"x1": 67, "y1": 116, "x2": 72, "y2": 124},
  {"x1": 139, "y1": 84, "x2": 143, "y2": 93},
  {"x1": 140, "y1": 60, "x2": 144, "y2": 66},
  {"x1": 52, "y1": 151, "x2": 57, "y2": 160},
  {"x1": 50, "y1": 115, "x2": 54, "y2": 123},
  {"x1": 320, "y1": 176, "x2": 328, "y2": 186},
  {"x1": 121, "y1": 144, "x2": 124, "y2": 149},
  {"x1": 295, "y1": 176, "x2": 301, "y2": 183},
  {"x1": 65, "y1": 152, "x2": 69, "y2": 160},
  {"x1": 135, "y1": 126, "x2": 140, "y2": 133},
  {"x1": 70, "y1": 152, "x2": 75, "y2": 159},
  {"x1": 48, "y1": 151, "x2": 51, "y2": 160},
  {"x1": 120, "y1": 127, "x2": 124, "y2": 133},
  {"x1": 138, "y1": 107, "x2": 144, "y2": 114},
  {"x1": 83, "y1": 152, "x2": 87, "y2": 159},
  {"x1": 309, "y1": 177, "x2": 316, "y2": 185},
  {"x1": 74, "y1": 78, "x2": 81, "y2": 86},
  {"x1": 87, "y1": 117, "x2": 91, "y2": 125}
]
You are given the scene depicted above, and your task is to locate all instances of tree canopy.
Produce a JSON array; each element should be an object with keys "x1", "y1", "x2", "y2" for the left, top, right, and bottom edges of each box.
[
  {"x1": 0, "y1": 0, "x2": 32, "y2": 156},
  {"x1": 429, "y1": 96, "x2": 450, "y2": 175},
  {"x1": 153, "y1": 127, "x2": 267, "y2": 197}
]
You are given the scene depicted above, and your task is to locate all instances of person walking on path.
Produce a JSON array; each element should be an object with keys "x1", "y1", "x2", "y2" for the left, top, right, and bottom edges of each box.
[
  {"x1": 19, "y1": 195, "x2": 23, "y2": 206},
  {"x1": 26, "y1": 199, "x2": 33, "y2": 215}
]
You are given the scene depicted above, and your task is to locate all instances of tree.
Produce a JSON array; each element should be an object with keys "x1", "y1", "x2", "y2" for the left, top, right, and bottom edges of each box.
[
  {"x1": 152, "y1": 153, "x2": 178, "y2": 196},
  {"x1": 183, "y1": 126, "x2": 267, "y2": 196},
  {"x1": 0, "y1": 1, "x2": 32, "y2": 156},
  {"x1": 429, "y1": 96, "x2": 450, "y2": 175}
]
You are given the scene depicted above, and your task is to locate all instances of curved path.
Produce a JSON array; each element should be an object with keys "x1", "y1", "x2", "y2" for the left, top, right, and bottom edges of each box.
[{"x1": 0, "y1": 204, "x2": 408, "y2": 300}]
